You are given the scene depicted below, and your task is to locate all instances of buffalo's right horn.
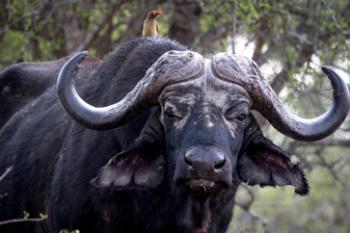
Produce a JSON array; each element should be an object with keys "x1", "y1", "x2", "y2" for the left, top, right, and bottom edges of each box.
[{"x1": 57, "y1": 51, "x2": 203, "y2": 130}]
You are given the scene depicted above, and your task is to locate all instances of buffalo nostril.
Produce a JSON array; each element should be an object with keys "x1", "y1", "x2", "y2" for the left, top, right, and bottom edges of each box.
[
  {"x1": 214, "y1": 158, "x2": 226, "y2": 169},
  {"x1": 184, "y1": 147, "x2": 226, "y2": 170},
  {"x1": 184, "y1": 153, "x2": 193, "y2": 166}
]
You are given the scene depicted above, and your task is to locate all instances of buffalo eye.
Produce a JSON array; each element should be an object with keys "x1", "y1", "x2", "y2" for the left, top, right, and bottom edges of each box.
[
  {"x1": 224, "y1": 103, "x2": 249, "y2": 122},
  {"x1": 236, "y1": 114, "x2": 247, "y2": 122},
  {"x1": 164, "y1": 108, "x2": 183, "y2": 120}
]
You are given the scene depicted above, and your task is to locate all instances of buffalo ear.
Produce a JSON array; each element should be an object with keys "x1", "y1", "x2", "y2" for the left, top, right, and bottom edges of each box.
[
  {"x1": 238, "y1": 136, "x2": 309, "y2": 195},
  {"x1": 91, "y1": 143, "x2": 165, "y2": 189}
]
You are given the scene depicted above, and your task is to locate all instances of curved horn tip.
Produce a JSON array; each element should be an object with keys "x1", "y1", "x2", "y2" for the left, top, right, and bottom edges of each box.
[
  {"x1": 256, "y1": 64, "x2": 350, "y2": 141},
  {"x1": 72, "y1": 51, "x2": 88, "y2": 62},
  {"x1": 321, "y1": 65, "x2": 339, "y2": 77},
  {"x1": 59, "y1": 51, "x2": 88, "y2": 75},
  {"x1": 321, "y1": 65, "x2": 330, "y2": 72}
]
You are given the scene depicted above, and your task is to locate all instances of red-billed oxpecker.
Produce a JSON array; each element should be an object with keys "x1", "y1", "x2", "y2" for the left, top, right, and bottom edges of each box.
[{"x1": 142, "y1": 10, "x2": 162, "y2": 37}]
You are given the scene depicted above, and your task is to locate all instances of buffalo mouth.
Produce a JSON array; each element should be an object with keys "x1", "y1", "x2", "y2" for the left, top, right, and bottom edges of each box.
[{"x1": 177, "y1": 178, "x2": 228, "y2": 194}]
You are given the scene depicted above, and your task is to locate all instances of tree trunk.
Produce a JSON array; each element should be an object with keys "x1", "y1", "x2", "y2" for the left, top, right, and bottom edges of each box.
[{"x1": 168, "y1": 0, "x2": 201, "y2": 47}]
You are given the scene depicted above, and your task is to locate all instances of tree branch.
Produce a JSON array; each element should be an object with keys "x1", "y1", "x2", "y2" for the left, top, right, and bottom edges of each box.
[
  {"x1": 196, "y1": 23, "x2": 231, "y2": 54},
  {"x1": 0, "y1": 216, "x2": 47, "y2": 226},
  {"x1": 301, "y1": 138, "x2": 350, "y2": 147},
  {"x1": 169, "y1": 0, "x2": 202, "y2": 47},
  {"x1": 76, "y1": 0, "x2": 128, "y2": 52}
]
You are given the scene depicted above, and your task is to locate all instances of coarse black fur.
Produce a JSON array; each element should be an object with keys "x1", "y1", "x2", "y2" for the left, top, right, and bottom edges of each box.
[
  {"x1": 0, "y1": 37, "x2": 187, "y2": 232},
  {"x1": 0, "y1": 60, "x2": 60, "y2": 127},
  {"x1": 0, "y1": 55, "x2": 100, "y2": 127},
  {"x1": 0, "y1": 37, "x2": 308, "y2": 233}
]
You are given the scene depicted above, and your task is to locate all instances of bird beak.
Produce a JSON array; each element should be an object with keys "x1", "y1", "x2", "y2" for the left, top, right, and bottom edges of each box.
[{"x1": 154, "y1": 11, "x2": 162, "y2": 17}]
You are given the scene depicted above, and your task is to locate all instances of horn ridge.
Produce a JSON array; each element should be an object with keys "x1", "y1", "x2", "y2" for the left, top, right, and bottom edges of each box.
[
  {"x1": 211, "y1": 53, "x2": 350, "y2": 141},
  {"x1": 57, "y1": 50, "x2": 204, "y2": 130}
]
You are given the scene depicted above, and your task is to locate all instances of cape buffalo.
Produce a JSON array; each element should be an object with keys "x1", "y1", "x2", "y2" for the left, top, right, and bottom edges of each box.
[{"x1": 0, "y1": 37, "x2": 349, "y2": 233}]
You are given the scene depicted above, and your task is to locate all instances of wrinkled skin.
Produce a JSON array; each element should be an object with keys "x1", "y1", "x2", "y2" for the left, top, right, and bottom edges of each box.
[
  {"x1": 0, "y1": 37, "x2": 318, "y2": 233},
  {"x1": 92, "y1": 57, "x2": 309, "y2": 232},
  {"x1": 159, "y1": 76, "x2": 252, "y2": 232},
  {"x1": 160, "y1": 67, "x2": 250, "y2": 189}
]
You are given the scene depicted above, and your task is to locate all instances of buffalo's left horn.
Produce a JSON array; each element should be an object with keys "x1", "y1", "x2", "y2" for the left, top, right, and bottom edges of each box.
[
  {"x1": 251, "y1": 65, "x2": 350, "y2": 141},
  {"x1": 57, "y1": 51, "x2": 203, "y2": 130},
  {"x1": 212, "y1": 53, "x2": 349, "y2": 141}
]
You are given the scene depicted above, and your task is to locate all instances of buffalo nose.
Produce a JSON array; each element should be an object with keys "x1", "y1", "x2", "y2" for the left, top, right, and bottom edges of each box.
[{"x1": 184, "y1": 146, "x2": 226, "y2": 171}]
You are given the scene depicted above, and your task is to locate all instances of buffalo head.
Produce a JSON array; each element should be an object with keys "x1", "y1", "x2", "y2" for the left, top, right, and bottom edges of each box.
[{"x1": 57, "y1": 50, "x2": 349, "y2": 197}]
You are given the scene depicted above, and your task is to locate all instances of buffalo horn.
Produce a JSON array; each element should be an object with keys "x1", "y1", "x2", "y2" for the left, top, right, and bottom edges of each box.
[
  {"x1": 212, "y1": 53, "x2": 350, "y2": 141},
  {"x1": 253, "y1": 66, "x2": 350, "y2": 141},
  {"x1": 57, "y1": 51, "x2": 203, "y2": 130}
]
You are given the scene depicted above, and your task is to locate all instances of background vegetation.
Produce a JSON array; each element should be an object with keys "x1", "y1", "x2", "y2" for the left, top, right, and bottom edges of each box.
[{"x1": 1, "y1": 0, "x2": 349, "y2": 232}]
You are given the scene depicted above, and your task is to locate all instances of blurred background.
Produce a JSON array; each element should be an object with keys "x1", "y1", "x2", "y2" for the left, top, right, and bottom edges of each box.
[{"x1": 0, "y1": 0, "x2": 349, "y2": 232}]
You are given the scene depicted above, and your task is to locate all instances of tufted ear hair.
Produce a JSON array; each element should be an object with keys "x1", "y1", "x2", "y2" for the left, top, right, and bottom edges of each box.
[
  {"x1": 91, "y1": 110, "x2": 165, "y2": 189},
  {"x1": 91, "y1": 142, "x2": 164, "y2": 189},
  {"x1": 237, "y1": 117, "x2": 309, "y2": 195}
]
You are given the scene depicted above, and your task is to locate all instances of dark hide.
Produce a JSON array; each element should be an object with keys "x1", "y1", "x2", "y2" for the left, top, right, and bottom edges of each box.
[
  {"x1": 238, "y1": 117, "x2": 309, "y2": 195},
  {"x1": 91, "y1": 111, "x2": 166, "y2": 190},
  {"x1": 0, "y1": 37, "x2": 307, "y2": 233},
  {"x1": 0, "y1": 56, "x2": 100, "y2": 127}
]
